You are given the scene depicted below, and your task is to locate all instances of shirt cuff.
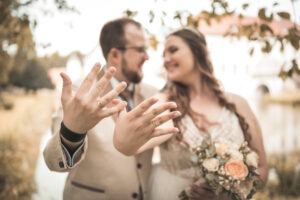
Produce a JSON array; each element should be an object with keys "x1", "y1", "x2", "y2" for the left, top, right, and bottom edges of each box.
[{"x1": 60, "y1": 139, "x2": 85, "y2": 167}]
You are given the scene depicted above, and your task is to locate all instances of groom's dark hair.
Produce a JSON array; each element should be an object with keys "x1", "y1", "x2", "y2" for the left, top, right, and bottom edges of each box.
[{"x1": 99, "y1": 18, "x2": 142, "y2": 60}]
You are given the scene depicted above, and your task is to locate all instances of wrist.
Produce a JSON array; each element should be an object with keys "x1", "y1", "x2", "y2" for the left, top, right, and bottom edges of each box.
[{"x1": 60, "y1": 122, "x2": 87, "y2": 142}]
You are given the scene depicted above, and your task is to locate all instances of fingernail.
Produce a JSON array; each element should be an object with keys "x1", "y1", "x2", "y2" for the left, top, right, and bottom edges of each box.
[
  {"x1": 174, "y1": 111, "x2": 181, "y2": 117},
  {"x1": 94, "y1": 63, "x2": 101, "y2": 70},
  {"x1": 108, "y1": 66, "x2": 116, "y2": 73},
  {"x1": 121, "y1": 82, "x2": 127, "y2": 87},
  {"x1": 152, "y1": 97, "x2": 158, "y2": 102},
  {"x1": 169, "y1": 103, "x2": 175, "y2": 107}
]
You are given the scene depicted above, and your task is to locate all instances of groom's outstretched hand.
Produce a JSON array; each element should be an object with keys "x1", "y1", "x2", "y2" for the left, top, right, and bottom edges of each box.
[
  {"x1": 113, "y1": 97, "x2": 181, "y2": 156},
  {"x1": 61, "y1": 63, "x2": 127, "y2": 135}
]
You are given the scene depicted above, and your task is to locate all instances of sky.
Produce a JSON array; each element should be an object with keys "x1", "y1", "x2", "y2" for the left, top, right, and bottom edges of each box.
[
  {"x1": 32, "y1": 0, "x2": 209, "y2": 56},
  {"x1": 32, "y1": 0, "x2": 300, "y2": 57}
]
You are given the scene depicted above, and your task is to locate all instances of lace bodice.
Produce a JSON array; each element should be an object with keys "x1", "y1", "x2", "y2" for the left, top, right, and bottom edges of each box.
[{"x1": 158, "y1": 107, "x2": 245, "y2": 179}]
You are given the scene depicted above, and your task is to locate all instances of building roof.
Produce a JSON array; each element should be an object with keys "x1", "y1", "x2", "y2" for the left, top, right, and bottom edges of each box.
[{"x1": 198, "y1": 14, "x2": 300, "y2": 36}]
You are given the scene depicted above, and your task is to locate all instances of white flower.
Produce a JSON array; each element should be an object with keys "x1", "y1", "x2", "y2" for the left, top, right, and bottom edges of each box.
[
  {"x1": 214, "y1": 143, "x2": 229, "y2": 156},
  {"x1": 246, "y1": 151, "x2": 259, "y2": 168},
  {"x1": 228, "y1": 149, "x2": 244, "y2": 160},
  {"x1": 203, "y1": 158, "x2": 219, "y2": 172}
]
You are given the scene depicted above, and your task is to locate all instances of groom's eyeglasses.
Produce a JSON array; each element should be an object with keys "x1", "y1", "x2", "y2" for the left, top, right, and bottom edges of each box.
[{"x1": 117, "y1": 46, "x2": 148, "y2": 53}]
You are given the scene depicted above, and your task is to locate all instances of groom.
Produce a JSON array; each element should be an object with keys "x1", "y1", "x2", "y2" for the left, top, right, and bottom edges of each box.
[{"x1": 43, "y1": 17, "x2": 180, "y2": 200}]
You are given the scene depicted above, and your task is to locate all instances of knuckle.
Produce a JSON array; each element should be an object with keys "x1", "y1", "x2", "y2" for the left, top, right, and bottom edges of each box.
[
  {"x1": 100, "y1": 98, "x2": 108, "y2": 105},
  {"x1": 74, "y1": 95, "x2": 82, "y2": 103},
  {"x1": 157, "y1": 119, "x2": 163, "y2": 126},
  {"x1": 110, "y1": 90, "x2": 118, "y2": 98},
  {"x1": 140, "y1": 104, "x2": 148, "y2": 111},
  {"x1": 169, "y1": 113, "x2": 176, "y2": 119},
  {"x1": 151, "y1": 108, "x2": 159, "y2": 116},
  {"x1": 96, "y1": 81, "x2": 103, "y2": 89},
  {"x1": 84, "y1": 75, "x2": 93, "y2": 83},
  {"x1": 78, "y1": 99, "x2": 89, "y2": 109},
  {"x1": 74, "y1": 96, "x2": 89, "y2": 109},
  {"x1": 82, "y1": 103, "x2": 91, "y2": 111},
  {"x1": 135, "y1": 121, "x2": 144, "y2": 129},
  {"x1": 104, "y1": 71, "x2": 113, "y2": 79}
]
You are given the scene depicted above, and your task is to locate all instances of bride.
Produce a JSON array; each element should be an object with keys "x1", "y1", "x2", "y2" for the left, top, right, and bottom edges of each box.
[{"x1": 114, "y1": 28, "x2": 268, "y2": 200}]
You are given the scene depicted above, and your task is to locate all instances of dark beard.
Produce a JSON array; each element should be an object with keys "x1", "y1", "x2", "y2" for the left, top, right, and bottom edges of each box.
[{"x1": 121, "y1": 58, "x2": 143, "y2": 83}]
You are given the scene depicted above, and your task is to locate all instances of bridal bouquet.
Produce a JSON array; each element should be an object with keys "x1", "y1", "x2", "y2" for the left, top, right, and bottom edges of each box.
[{"x1": 179, "y1": 136, "x2": 261, "y2": 200}]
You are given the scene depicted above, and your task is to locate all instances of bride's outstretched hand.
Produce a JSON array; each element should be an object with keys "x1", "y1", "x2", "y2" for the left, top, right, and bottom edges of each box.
[
  {"x1": 113, "y1": 97, "x2": 181, "y2": 156},
  {"x1": 61, "y1": 63, "x2": 127, "y2": 134}
]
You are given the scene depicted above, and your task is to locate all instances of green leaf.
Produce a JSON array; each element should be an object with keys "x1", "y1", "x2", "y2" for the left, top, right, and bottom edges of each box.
[
  {"x1": 249, "y1": 47, "x2": 254, "y2": 56},
  {"x1": 242, "y1": 3, "x2": 249, "y2": 10},
  {"x1": 148, "y1": 11, "x2": 155, "y2": 23},
  {"x1": 261, "y1": 40, "x2": 272, "y2": 53},
  {"x1": 173, "y1": 12, "x2": 181, "y2": 20},
  {"x1": 206, "y1": 173, "x2": 216, "y2": 181},
  {"x1": 278, "y1": 68, "x2": 288, "y2": 80},
  {"x1": 258, "y1": 8, "x2": 267, "y2": 20},
  {"x1": 260, "y1": 24, "x2": 274, "y2": 35},
  {"x1": 258, "y1": 8, "x2": 273, "y2": 22},
  {"x1": 123, "y1": 9, "x2": 137, "y2": 18},
  {"x1": 277, "y1": 12, "x2": 291, "y2": 20},
  {"x1": 290, "y1": 36, "x2": 300, "y2": 50},
  {"x1": 291, "y1": 59, "x2": 300, "y2": 75},
  {"x1": 279, "y1": 39, "x2": 285, "y2": 52}
]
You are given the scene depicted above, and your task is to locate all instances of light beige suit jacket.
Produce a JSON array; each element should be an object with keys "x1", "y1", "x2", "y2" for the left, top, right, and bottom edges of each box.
[{"x1": 43, "y1": 80, "x2": 158, "y2": 200}]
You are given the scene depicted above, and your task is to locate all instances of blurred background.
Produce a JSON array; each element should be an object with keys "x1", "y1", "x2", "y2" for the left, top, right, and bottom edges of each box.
[{"x1": 0, "y1": 0, "x2": 300, "y2": 199}]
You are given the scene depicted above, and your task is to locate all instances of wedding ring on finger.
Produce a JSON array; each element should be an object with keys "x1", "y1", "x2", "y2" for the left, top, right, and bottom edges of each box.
[{"x1": 151, "y1": 119, "x2": 161, "y2": 128}]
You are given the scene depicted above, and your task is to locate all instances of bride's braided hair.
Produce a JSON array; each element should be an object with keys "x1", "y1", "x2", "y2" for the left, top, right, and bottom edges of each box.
[{"x1": 162, "y1": 28, "x2": 251, "y2": 142}]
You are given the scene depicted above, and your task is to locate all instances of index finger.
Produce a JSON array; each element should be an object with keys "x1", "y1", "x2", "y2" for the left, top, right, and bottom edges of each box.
[
  {"x1": 128, "y1": 97, "x2": 159, "y2": 118},
  {"x1": 77, "y1": 63, "x2": 101, "y2": 97},
  {"x1": 142, "y1": 101, "x2": 177, "y2": 123},
  {"x1": 89, "y1": 66, "x2": 116, "y2": 100}
]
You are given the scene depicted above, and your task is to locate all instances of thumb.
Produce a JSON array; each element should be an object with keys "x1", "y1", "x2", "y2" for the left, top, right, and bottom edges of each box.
[
  {"x1": 60, "y1": 72, "x2": 72, "y2": 105},
  {"x1": 117, "y1": 105, "x2": 128, "y2": 118},
  {"x1": 110, "y1": 99, "x2": 128, "y2": 120}
]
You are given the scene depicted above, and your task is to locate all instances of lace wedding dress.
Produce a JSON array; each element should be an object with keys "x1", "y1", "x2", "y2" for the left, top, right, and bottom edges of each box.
[{"x1": 147, "y1": 108, "x2": 245, "y2": 200}]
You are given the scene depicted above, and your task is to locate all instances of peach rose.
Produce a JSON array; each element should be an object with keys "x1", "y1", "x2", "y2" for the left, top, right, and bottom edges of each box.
[
  {"x1": 225, "y1": 159, "x2": 249, "y2": 180},
  {"x1": 203, "y1": 158, "x2": 219, "y2": 172}
]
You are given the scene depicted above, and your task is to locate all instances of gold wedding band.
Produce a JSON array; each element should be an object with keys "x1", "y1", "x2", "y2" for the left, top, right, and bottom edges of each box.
[{"x1": 152, "y1": 119, "x2": 161, "y2": 128}]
